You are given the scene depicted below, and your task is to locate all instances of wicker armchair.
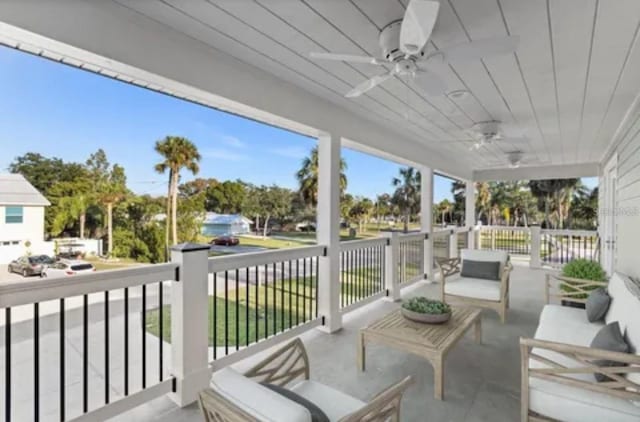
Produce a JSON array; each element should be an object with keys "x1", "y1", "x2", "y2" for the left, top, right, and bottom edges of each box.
[
  {"x1": 437, "y1": 249, "x2": 513, "y2": 323},
  {"x1": 199, "y1": 338, "x2": 413, "y2": 422}
]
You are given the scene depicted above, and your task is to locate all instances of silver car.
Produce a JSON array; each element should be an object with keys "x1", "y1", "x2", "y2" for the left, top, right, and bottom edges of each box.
[{"x1": 41, "y1": 259, "x2": 96, "y2": 278}]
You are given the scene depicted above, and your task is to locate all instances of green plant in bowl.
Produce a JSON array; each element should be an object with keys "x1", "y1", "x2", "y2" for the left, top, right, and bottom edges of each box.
[
  {"x1": 401, "y1": 297, "x2": 451, "y2": 323},
  {"x1": 560, "y1": 259, "x2": 607, "y2": 302}
]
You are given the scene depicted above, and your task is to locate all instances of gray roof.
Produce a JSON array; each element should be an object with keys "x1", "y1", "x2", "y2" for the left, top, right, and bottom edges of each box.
[{"x1": 0, "y1": 174, "x2": 50, "y2": 206}]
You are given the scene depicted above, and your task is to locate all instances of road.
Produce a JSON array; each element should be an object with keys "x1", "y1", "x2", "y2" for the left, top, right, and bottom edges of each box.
[{"x1": 0, "y1": 263, "x2": 36, "y2": 284}]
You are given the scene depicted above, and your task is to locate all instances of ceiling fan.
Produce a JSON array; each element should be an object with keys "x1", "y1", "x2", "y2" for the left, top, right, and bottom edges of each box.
[
  {"x1": 309, "y1": 0, "x2": 519, "y2": 98},
  {"x1": 448, "y1": 121, "x2": 528, "y2": 151},
  {"x1": 482, "y1": 150, "x2": 544, "y2": 169}
]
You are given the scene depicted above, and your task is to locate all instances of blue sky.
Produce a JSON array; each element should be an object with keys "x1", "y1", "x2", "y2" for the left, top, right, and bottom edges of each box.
[{"x1": 0, "y1": 46, "x2": 595, "y2": 202}]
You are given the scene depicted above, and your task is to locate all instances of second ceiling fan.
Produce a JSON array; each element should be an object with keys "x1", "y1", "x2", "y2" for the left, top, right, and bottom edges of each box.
[{"x1": 310, "y1": 0, "x2": 519, "y2": 98}]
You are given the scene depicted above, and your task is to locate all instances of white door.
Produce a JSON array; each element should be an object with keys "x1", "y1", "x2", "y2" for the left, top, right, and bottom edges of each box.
[{"x1": 602, "y1": 155, "x2": 617, "y2": 275}]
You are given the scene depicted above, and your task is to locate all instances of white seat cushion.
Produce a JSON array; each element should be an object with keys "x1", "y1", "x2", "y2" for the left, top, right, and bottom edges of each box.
[
  {"x1": 444, "y1": 274, "x2": 501, "y2": 301},
  {"x1": 290, "y1": 380, "x2": 366, "y2": 422},
  {"x1": 529, "y1": 376, "x2": 640, "y2": 422},
  {"x1": 460, "y1": 249, "x2": 509, "y2": 273},
  {"x1": 210, "y1": 368, "x2": 311, "y2": 422},
  {"x1": 530, "y1": 304, "x2": 640, "y2": 420}
]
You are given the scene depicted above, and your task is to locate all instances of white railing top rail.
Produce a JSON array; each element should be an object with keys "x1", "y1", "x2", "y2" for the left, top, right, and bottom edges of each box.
[
  {"x1": 541, "y1": 229, "x2": 599, "y2": 237},
  {"x1": 340, "y1": 237, "x2": 387, "y2": 252},
  {"x1": 397, "y1": 231, "x2": 428, "y2": 242},
  {"x1": 479, "y1": 225, "x2": 531, "y2": 232},
  {"x1": 0, "y1": 262, "x2": 178, "y2": 309},
  {"x1": 208, "y1": 244, "x2": 326, "y2": 273}
]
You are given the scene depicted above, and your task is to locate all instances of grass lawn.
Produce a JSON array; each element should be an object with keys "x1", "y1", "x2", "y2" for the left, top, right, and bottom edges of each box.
[
  {"x1": 146, "y1": 268, "x2": 385, "y2": 346},
  {"x1": 236, "y1": 236, "x2": 311, "y2": 249},
  {"x1": 84, "y1": 257, "x2": 143, "y2": 271}
]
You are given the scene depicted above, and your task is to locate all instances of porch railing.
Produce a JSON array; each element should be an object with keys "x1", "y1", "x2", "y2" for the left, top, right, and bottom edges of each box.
[
  {"x1": 477, "y1": 225, "x2": 599, "y2": 268},
  {"x1": 339, "y1": 238, "x2": 386, "y2": 310},
  {"x1": 0, "y1": 264, "x2": 177, "y2": 422},
  {"x1": 0, "y1": 225, "x2": 600, "y2": 421}
]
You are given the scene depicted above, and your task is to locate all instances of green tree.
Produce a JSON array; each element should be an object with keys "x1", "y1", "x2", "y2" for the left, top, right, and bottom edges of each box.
[
  {"x1": 207, "y1": 180, "x2": 247, "y2": 213},
  {"x1": 391, "y1": 167, "x2": 421, "y2": 232},
  {"x1": 349, "y1": 197, "x2": 374, "y2": 233},
  {"x1": 154, "y1": 136, "x2": 201, "y2": 252},
  {"x1": 375, "y1": 193, "x2": 392, "y2": 230},
  {"x1": 48, "y1": 179, "x2": 92, "y2": 237},
  {"x1": 296, "y1": 146, "x2": 347, "y2": 208},
  {"x1": 259, "y1": 185, "x2": 293, "y2": 238}
]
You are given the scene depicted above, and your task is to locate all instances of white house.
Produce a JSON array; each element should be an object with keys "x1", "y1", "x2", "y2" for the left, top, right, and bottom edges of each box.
[
  {"x1": 0, "y1": 173, "x2": 50, "y2": 264},
  {"x1": 201, "y1": 213, "x2": 252, "y2": 237}
]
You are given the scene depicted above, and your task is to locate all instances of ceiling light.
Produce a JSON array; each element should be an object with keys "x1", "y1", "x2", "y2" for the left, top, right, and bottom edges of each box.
[{"x1": 446, "y1": 90, "x2": 469, "y2": 100}]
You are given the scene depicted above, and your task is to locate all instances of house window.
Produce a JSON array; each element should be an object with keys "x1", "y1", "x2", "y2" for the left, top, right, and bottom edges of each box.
[{"x1": 5, "y1": 206, "x2": 23, "y2": 224}]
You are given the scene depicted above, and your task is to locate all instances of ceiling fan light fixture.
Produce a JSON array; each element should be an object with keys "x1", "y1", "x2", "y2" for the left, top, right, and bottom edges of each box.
[{"x1": 446, "y1": 89, "x2": 469, "y2": 100}]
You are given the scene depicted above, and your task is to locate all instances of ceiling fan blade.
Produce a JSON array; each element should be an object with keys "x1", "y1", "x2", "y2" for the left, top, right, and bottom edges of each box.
[
  {"x1": 438, "y1": 35, "x2": 520, "y2": 64},
  {"x1": 309, "y1": 52, "x2": 383, "y2": 65},
  {"x1": 346, "y1": 71, "x2": 394, "y2": 98},
  {"x1": 413, "y1": 69, "x2": 448, "y2": 96},
  {"x1": 400, "y1": 0, "x2": 440, "y2": 55}
]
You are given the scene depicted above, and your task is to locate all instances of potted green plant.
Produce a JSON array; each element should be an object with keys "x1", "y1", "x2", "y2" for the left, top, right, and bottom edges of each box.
[
  {"x1": 559, "y1": 259, "x2": 607, "y2": 309},
  {"x1": 401, "y1": 297, "x2": 452, "y2": 324}
]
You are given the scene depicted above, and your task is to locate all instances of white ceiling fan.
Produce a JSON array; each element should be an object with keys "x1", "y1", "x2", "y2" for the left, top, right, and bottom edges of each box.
[
  {"x1": 447, "y1": 121, "x2": 528, "y2": 151},
  {"x1": 309, "y1": 0, "x2": 519, "y2": 98},
  {"x1": 481, "y1": 150, "x2": 544, "y2": 169}
]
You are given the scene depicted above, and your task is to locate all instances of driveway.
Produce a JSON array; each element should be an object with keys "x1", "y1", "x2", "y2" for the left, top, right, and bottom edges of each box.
[{"x1": 0, "y1": 264, "x2": 32, "y2": 284}]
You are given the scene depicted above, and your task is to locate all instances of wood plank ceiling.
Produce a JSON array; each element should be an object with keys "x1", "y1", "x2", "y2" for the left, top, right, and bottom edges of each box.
[{"x1": 114, "y1": 0, "x2": 640, "y2": 170}]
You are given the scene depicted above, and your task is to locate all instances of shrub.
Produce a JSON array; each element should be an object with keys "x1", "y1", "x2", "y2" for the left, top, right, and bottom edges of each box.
[
  {"x1": 402, "y1": 297, "x2": 451, "y2": 315},
  {"x1": 562, "y1": 259, "x2": 607, "y2": 282},
  {"x1": 560, "y1": 259, "x2": 607, "y2": 300}
]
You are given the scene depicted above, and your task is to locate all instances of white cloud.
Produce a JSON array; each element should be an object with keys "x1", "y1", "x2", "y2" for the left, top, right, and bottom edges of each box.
[
  {"x1": 269, "y1": 146, "x2": 309, "y2": 159},
  {"x1": 202, "y1": 148, "x2": 250, "y2": 161},
  {"x1": 221, "y1": 136, "x2": 246, "y2": 149}
]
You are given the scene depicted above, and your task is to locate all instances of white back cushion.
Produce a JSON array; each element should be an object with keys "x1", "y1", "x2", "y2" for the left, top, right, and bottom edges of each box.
[
  {"x1": 210, "y1": 367, "x2": 311, "y2": 422},
  {"x1": 460, "y1": 249, "x2": 509, "y2": 273},
  {"x1": 605, "y1": 273, "x2": 640, "y2": 352}
]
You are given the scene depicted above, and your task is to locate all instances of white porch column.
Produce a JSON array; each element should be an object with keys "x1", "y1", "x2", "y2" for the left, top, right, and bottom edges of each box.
[
  {"x1": 420, "y1": 167, "x2": 434, "y2": 281},
  {"x1": 465, "y1": 181, "x2": 476, "y2": 249},
  {"x1": 316, "y1": 132, "x2": 342, "y2": 333},
  {"x1": 530, "y1": 224, "x2": 542, "y2": 268},
  {"x1": 170, "y1": 243, "x2": 211, "y2": 407},
  {"x1": 383, "y1": 231, "x2": 400, "y2": 301}
]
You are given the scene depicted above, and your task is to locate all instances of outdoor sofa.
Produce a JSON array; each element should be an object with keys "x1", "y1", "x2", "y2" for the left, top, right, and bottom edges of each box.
[{"x1": 520, "y1": 272, "x2": 640, "y2": 421}]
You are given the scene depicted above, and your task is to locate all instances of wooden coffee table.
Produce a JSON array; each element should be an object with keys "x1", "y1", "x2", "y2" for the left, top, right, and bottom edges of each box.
[{"x1": 358, "y1": 306, "x2": 482, "y2": 400}]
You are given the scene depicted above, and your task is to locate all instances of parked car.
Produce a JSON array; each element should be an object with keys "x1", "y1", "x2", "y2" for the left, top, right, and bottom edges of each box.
[
  {"x1": 56, "y1": 243, "x2": 85, "y2": 260},
  {"x1": 8, "y1": 255, "x2": 56, "y2": 277},
  {"x1": 41, "y1": 259, "x2": 95, "y2": 278},
  {"x1": 211, "y1": 236, "x2": 240, "y2": 246}
]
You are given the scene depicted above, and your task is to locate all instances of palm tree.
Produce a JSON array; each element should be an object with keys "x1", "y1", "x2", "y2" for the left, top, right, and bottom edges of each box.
[
  {"x1": 392, "y1": 167, "x2": 420, "y2": 232},
  {"x1": 475, "y1": 182, "x2": 491, "y2": 223},
  {"x1": 296, "y1": 146, "x2": 347, "y2": 208},
  {"x1": 438, "y1": 199, "x2": 453, "y2": 226},
  {"x1": 154, "y1": 137, "x2": 201, "y2": 251},
  {"x1": 98, "y1": 164, "x2": 127, "y2": 256}
]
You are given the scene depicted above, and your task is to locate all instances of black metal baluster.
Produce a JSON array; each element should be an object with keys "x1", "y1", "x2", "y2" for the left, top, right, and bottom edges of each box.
[
  {"x1": 340, "y1": 252, "x2": 344, "y2": 308},
  {"x1": 255, "y1": 267, "x2": 259, "y2": 344},
  {"x1": 213, "y1": 273, "x2": 217, "y2": 360},
  {"x1": 142, "y1": 285, "x2": 146, "y2": 389},
  {"x1": 224, "y1": 271, "x2": 228, "y2": 355},
  {"x1": 288, "y1": 261, "x2": 293, "y2": 328},
  {"x1": 295, "y1": 260, "x2": 300, "y2": 326},
  {"x1": 105, "y1": 291, "x2": 109, "y2": 404},
  {"x1": 34, "y1": 303, "x2": 39, "y2": 422},
  {"x1": 159, "y1": 282, "x2": 163, "y2": 382},
  {"x1": 272, "y1": 263, "x2": 277, "y2": 335},
  {"x1": 59, "y1": 299, "x2": 65, "y2": 421},
  {"x1": 235, "y1": 269, "x2": 239, "y2": 351},
  {"x1": 5, "y1": 307, "x2": 10, "y2": 422},
  {"x1": 264, "y1": 264, "x2": 269, "y2": 338},
  {"x1": 315, "y1": 254, "x2": 319, "y2": 318},
  {"x1": 302, "y1": 258, "x2": 307, "y2": 322},
  {"x1": 281, "y1": 261, "x2": 285, "y2": 331},
  {"x1": 246, "y1": 268, "x2": 250, "y2": 346},
  {"x1": 83, "y1": 294, "x2": 88, "y2": 414},
  {"x1": 124, "y1": 288, "x2": 129, "y2": 396},
  {"x1": 347, "y1": 250, "x2": 352, "y2": 305}
]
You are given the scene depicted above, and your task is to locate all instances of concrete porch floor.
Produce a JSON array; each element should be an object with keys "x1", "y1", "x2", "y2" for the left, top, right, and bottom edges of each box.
[{"x1": 114, "y1": 260, "x2": 545, "y2": 422}]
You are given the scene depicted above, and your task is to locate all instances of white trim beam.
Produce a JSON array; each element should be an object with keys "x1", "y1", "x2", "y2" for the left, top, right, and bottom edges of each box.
[{"x1": 473, "y1": 163, "x2": 599, "y2": 181}]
